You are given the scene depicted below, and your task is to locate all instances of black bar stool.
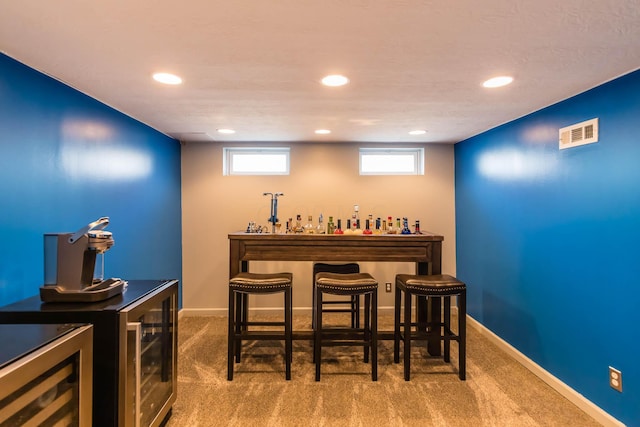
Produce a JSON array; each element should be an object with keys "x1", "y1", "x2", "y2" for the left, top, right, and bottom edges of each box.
[
  {"x1": 312, "y1": 263, "x2": 361, "y2": 330},
  {"x1": 227, "y1": 272, "x2": 293, "y2": 380},
  {"x1": 314, "y1": 272, "x2": 378, "y2": 381},
  {"x1": 394, "y1": 274, "x2": 466, "y2": 381}
]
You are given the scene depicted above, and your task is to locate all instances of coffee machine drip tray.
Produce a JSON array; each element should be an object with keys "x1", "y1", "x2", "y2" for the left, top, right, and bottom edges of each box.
[{"x1": 40, "y1": 278, "x2": 126, "y2": 303}]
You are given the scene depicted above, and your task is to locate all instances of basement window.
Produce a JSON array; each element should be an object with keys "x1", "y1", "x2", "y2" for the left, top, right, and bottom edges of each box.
[
  {"x1": 359, "y1": 147, "x2": 424, "y2": 175},
  {"x1": 223, "y1": 147, "x2": 290, "y2": 175}
]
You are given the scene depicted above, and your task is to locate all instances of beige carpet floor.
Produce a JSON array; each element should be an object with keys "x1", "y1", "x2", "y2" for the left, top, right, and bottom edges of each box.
[{"x1": 166, "y1": 314, "x2": 601, "y2": 427}]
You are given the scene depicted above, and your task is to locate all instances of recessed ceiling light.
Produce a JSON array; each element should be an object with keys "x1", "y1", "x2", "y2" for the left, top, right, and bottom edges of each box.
[
  {"x1": 315, "y1": 129, "x2": 331, "y2": 135},
  {"x1": 482, "y1": 76, "x2": 513, "y2": 88},
  {"x1": 408, "y1": 130, "x2": 427, "y2": 135},
  {"x1": 217, "y1": 128, "x2": 236, "y2": 134},
  {"x1": 321, "y1": 75, "x2": 349, "y2": 87},
  {"x1": 152, "y1": 72, "x2": 182, "y2": 85}
]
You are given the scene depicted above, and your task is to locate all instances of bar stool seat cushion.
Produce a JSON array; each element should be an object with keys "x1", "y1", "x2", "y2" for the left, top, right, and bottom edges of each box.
[
  {"x1": 396, "y1": 274, "x2": 465, "y2": 294},
  {"x1": 230, "y1": 272, "x2": 293, "y2": 291},
  {"x1": 316, "y1": 272, "x2": 378, "y2": 294}
]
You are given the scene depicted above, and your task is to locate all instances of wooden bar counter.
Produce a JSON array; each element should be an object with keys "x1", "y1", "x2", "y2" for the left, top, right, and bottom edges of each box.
[{"x1": 228, "y1": 232, "x2": 445, "y2": 354}]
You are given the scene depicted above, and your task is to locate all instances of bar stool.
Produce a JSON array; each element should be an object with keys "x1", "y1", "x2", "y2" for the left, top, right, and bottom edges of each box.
[
  {"x1": 312, "y1": 263, "x2": 361, "y2": 330},
  {"x1": 314, "y1": 272, "x2": 378, "y2": 381},
  {"x1": 394, "y1": 274, "x2": 466, "y2": 381},
  {"x1": 227, "y1": 272, "x2": 293, "y2": 380}
]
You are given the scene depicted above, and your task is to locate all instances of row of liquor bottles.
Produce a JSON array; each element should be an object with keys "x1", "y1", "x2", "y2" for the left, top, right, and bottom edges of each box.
[{"x1": 283, "y1": 214, "x2": 422, "y2": 235}]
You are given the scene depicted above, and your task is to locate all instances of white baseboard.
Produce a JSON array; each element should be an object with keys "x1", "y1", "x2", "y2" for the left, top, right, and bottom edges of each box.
[{"x1": 466, "y1": 315, "x2": 625, "y2": 427}]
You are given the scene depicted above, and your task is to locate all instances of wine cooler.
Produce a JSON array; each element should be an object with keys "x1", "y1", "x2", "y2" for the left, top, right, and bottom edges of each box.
[
  {"x1": 122, "y1": 283, "x2": 177, "y2": 427},
  {"x1": 0, "y1": 324, "x2": 93, "y2": 426},
  {"x1": 0, "y1": 280, "x2": 179, "y2": 427}
]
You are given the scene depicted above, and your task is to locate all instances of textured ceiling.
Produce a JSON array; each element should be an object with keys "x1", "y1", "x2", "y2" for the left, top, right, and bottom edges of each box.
[{"x1": 1, "y1": 0, "x2": 639, "y2": 144}]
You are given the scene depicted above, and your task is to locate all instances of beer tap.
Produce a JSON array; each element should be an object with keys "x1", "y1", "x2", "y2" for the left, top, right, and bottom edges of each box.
[{"x1": 263, "y1": 192, "x2": 284, "y2": 233}]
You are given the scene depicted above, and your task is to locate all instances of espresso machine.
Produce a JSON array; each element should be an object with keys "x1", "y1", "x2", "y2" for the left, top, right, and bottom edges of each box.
[{"x1": 40, "y1": 217, "x2": 126, "y2": 302}]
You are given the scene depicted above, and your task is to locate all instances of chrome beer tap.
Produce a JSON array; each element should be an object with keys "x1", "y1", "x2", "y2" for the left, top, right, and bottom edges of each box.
[{"x1": 263, "y1": 192, "x2": 284, "y2": 233}]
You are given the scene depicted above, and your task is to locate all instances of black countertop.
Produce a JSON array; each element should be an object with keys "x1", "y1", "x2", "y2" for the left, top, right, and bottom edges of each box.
[
  {"x1": 0, "y1": 323, "x2": 77, "y2": 369},
  {"x1": 0, "y1": 280, "x2": 172, "y2": 314},
  {"x1": 0, "y1": 280, "x2": 177, "y2": 321}
]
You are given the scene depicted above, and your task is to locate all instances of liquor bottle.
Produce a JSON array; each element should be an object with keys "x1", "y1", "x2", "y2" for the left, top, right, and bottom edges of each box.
[
  {"x1": 294, "y1": 215, "x2": 304, "y2": 233},
  {"x1": 316, "y1": 213, "x2": 326, "y2": 234},
  {"x1": 287, "y1": 217, "x2": 293, "y2": 233},
  {"x1": 396, "y1": 218, "x2": 402, "y2": 233},
  {"x1": 327, "y1": 216, "x2": 336, "y2": 234},
  {"x1": 334, "y1": 218, "x2": 344, "y2": 234},
  {"x1": 353, "y1": 219, "x2": 363, "y2": 235},
  {"x1": 363, "y1": 219, "x2": 373, "y2": 235},
  {"x1": 414, "y1": 220, "x2": 421, "y2": 234},
  {"x1": 381, "y1": 218, "x2": 388, "y2": 233},
  {"x1": 344, "y1": 219, "x2": 354, "y2": 235},
  {"x1": 387, "y1": 216, "x2": 397, "y2": 234},
  {"x1": 401, "y1": 217, "x2": 412, "y2": 234},
  {"x1": 304, "y1": 215, "x2": 315, "y2": 234},
  {"x1": 374, "y1": 218, "x2": 383, "y2": 235}
]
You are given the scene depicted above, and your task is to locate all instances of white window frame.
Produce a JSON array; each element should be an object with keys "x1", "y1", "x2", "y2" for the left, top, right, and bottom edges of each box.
[
  {"x1": 359, "y1": 147, "x2": 424, "y2": 175},
  {"x1": 223, "y1": 147, "x2": 290, "y2": 176}
]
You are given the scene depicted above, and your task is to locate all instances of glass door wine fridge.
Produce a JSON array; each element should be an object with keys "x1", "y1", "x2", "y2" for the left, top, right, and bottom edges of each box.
[
  {"x1": 0, "y1": 279, "x2": 179, "y2": 427},
  {"x1": 0, "y1": 324, "x2": 93, "y2": 426},
  {"x1": 123, "y1": 284, "x2": 177, "y2": 427}
]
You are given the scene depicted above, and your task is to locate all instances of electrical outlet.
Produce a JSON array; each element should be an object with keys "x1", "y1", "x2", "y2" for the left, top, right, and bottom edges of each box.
[
  {"x1": 385, "y1": 282, "x2": 392, "y2": 293},
  {"x1": 609, "y1": 366, "x2": 622, "y2": 392}
]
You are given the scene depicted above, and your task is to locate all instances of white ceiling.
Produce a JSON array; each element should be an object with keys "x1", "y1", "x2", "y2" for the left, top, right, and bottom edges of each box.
[{"x1": 1, "y1": 0, "x2": 639, "y2": 144}]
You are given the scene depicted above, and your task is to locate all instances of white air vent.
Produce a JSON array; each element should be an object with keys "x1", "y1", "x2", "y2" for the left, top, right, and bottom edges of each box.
[{"x1": 559, "y1": 118, "x2": 599, "y2": 150}]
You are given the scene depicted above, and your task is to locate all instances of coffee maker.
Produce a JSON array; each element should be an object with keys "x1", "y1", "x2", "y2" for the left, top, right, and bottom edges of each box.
[{"x1": 40, "y1": 217, "x2": 126, "y2": 302}]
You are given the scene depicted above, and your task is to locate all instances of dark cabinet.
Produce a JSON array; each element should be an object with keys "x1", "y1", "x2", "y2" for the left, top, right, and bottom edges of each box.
[{"x1": 0, "y1": 280, "x2": 178, "y2": 427}]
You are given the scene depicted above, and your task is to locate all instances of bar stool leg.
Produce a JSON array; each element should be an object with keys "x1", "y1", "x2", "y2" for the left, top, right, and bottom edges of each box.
[
  {"x1": 315, "y1": 288, "x2": 322, "y2": 381},
  {"x1": 312, "y1": 282, "x2": 317, "y2": 330},
  {"x1": 227, "y1": 288, "x2": 235, "y2": 381},
  {"x1": 371, "y1": 289, "x2": 378, "y2": 381},
  {"x1": 459, "y1": 292, "x2": 467, "y2": 380},
  {"x1": 353, "y1": 295, "x2": 361, "y2": 328},
  {"x1": 404, "y1": 289, "x2": 412, "y2": 381},
  {"x1": 234, "y1": 292, "x2": 243, "y2": 361},
  {"x1": 364, "y1": 293, "x2": 370, "y2": 363},
  {"x1": 284, "y1": 288, "x2": 292, "y2": 380},
  {"x1": 444, "y1": 295, "x2": 451, "y2": 363},
  {"x1": 393, "y1": 284, "x2": 401, "y2": 363}
]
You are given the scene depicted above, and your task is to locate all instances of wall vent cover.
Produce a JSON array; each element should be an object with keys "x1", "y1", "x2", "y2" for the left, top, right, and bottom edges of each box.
[{"x1": 559, "y1": 118, "x2": 598, "y2": 150}]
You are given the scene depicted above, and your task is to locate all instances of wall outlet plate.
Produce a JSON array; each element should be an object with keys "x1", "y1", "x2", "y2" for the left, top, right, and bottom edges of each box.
[
  {"x1": 609, "y1": 366, "x2": 622, "y2": 392},
  {"x1": 385, "y1": 282, "x2": 392, "y2": 292}
]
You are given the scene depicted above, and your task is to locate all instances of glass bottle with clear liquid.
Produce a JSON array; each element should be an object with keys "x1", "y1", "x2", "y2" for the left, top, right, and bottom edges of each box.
[
  {"x1": 316, "y1": 214, "x2": 326, "y2": 234},
  {"x1": 387, "y1": 216, "x2": 397, "y2": 234},
  {"x1": 304, "y1": 215, "x2": 315, "y2": 234}
]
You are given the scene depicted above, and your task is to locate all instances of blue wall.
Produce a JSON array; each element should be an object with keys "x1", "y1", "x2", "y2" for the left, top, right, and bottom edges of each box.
[
  {"x1": 455, "y1": 70, "x2": 640, "y2": 425},
  {"x1": 0, "y1": 53, "x2": 182, "y2": 306}
]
